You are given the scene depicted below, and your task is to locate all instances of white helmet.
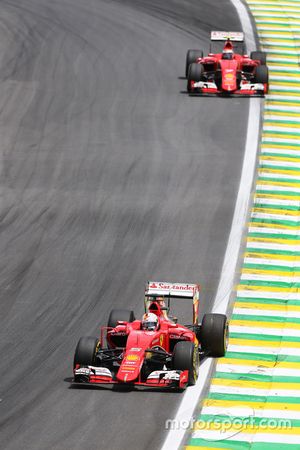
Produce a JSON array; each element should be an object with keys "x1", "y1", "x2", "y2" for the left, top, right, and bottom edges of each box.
[
  {"x1": 222, "y1": 48, "x2": 234, "y2": 60},
  {"x1": 142, "y1": 313, "x2": 159, "y2": 331}
]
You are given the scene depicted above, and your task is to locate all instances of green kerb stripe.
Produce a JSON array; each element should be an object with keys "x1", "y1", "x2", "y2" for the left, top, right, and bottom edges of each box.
[
  {"x1": 223, "y1": 351, "x2": 297, "y2": 362},
  {"x1": 207, "y1": 392, "x2": 300, "y2": 403},
  {"x1": 256, "y1": 189, "x2": 300, "y2": 195},
  {"x1": 214, "y1": 371, "x2": 300, "y2": 383},
  {"x1": 236, "y1": 297, "x2": 300, "y2": 306},
  {"x1": 229, "y1": 333, "x2": 300, "y2": 344},
  {"x1": 231, "y1": 314, "x2": 300, "y2": 324},
  {"x1": 238, "y1": 280, "x2": 300, "y2": 288},
  {"x1": 253, "y1": 203, "x2": 300, "y2": 210},
  {"x1": 187, "y1": 441, "x2": 300, "y2": 450},
  {"x1": 187, "y1": 440, "x2": 250, "y2": 450},
  {"x1": 248, "y1": 232, "x2": 300, "y2": 239},
  {"x1": 264, "y1": 120, "x2": 299, "y2": 125},
  {"x1": 258, "y1": 165, "x2": 300, "y2": 173},
  {"x1": 261, "y1": 141, "x2": 300, "y2": 147},
  {"x1": 257, "y1": 177, "x2": 300, "y2": 182},
  {"x1": 249, "y1": 218, "x2": 300, "y2": 227},
  {"x1": 243, "y1": 263, "x2": 300, "y2": 272}
]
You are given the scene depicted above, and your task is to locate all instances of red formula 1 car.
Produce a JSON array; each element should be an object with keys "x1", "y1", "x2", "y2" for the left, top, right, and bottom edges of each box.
[
  {"x1": 186, "y1": 31, "x2": 269, "y2": 96},
  {"x1": 73, "y1": 281, "x2": 228, "y2": 390}
]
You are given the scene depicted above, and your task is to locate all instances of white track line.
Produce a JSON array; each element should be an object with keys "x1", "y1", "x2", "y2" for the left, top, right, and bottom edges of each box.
[{"x1": 160, "y1": 1, "x2": 260, "y2": 449}]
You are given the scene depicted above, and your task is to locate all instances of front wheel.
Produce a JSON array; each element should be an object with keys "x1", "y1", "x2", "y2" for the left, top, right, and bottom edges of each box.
[
  {"x1": 188, "y1": 63, "x2": 204, "y2": 82},
  {"x1": 173, "y1": 341, "x2": 199, "y2": 385},
  {"x1": 73, "y1": 336, "x2": 99, "y2": 369},
  {"x1": 255, "y1": 65, "x2": 269, "y2": 84},
  {"x1": 200, "y1": 314, "x2": 228, "y2": 357},
  {"x1": 187, "y1": 63, "x2": 204, "y2": 92}
]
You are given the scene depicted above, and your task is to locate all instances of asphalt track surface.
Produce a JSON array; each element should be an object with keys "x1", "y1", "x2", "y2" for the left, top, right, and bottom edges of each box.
[{"x1": 0, "y1": 1, "x2": 249, "y2": 449}]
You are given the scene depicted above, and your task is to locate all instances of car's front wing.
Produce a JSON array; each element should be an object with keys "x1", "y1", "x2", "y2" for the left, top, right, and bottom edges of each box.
[
  {"x1": 189, "y1": 80, "x2": 266, "y2": 96},
  {"x1": 73, "y1": 365, "x2": 189, "y2": 389}
]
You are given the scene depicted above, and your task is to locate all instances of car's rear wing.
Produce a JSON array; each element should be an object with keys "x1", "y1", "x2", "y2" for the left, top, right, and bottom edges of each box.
[
  {"x1": 210, "y1": 31, "x2": 244, "y2": 42},
  {"x1": 145, "y1": 281, "x2": 200, "y2": 325}
]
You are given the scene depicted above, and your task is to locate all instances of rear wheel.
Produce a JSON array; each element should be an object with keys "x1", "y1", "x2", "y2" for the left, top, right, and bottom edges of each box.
[
  {"x1": 200, "y1": 314, "x2": 228, "y2": 357},
  {"x1": 107, "y1": 309, "x2": 135, "y2": 328},
  {"x1": 73, "y1": 336, "x2": 99, "y2": 369},
  {"x1": 250, "y1": 51, "x2": 267, "y2": 65},
  {"x1": 185, "y1": 49, "x2": 203, "y2": 77},
  {"x1": 107, "y1": 309, "x2": 135, "y2": 347},
  {"x1": 173, "y1": 341, "x2": 199, "y2": 385}
]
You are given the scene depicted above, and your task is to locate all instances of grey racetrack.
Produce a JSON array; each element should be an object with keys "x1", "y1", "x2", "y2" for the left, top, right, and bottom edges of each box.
[{"x1": 0, "y1": 0, "x2": 249, "y2": 449}]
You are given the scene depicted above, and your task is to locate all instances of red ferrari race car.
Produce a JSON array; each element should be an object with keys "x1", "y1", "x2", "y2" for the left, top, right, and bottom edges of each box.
[
  {"x1": 186, "y1": 31, "x2": 269, "y2": 96},
  {"x1": 73, "y1": 281, "x2": 228, "y2": 390}
]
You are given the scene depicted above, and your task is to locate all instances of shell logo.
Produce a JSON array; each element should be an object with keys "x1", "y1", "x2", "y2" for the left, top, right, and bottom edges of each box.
[
  {"x1": 225, "y1": 73, "x2": 234, "y2": 80},
  {"x1": 126, "y1": 354, "x2": 138, "y2": 362},
  {"x1": 160, "y1": 334, "x2": 164, "y2": 346}
]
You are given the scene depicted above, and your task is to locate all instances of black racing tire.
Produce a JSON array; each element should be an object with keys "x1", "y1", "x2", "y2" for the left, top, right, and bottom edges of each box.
[
  {"x1": 73, "y1": 336, "x2": 99, "y2": 369},
  {"x1": 173, "y1": 341, "x2": 199, "y2": 386},
  {"x1": 200, "y1": 313, "x2": 228, "y2": 357},
  {"x1": 255, "y1": 65, "x2": 269, "y2": 84},
  {"x1": 250, "y1": 51, "x2": 267, "y2": 65},
  {"x1": 188, "y1": 62, "x2": 204, "y2": 82},
  {"x1": 107, "y1": 309, "x2": 135, "y2": 328},
  {"x1": 187, "y1": 63, "x2": 204, "y2": 92},
  {"x1": 185, "y1": 49, "x2": 203, "y2": 77}
]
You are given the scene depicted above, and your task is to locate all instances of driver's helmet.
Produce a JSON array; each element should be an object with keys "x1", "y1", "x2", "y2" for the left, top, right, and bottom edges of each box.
[
  {"x1": 222, "y1": 49, "x2": 234, "y2": 60},
  {"x1": 142, "y1": 313, "x2": 159, "y2": 331}
]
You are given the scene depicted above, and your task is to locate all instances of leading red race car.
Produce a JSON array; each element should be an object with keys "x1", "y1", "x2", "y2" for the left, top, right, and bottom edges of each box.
[
  {"x1": 73, "y1": 281, "x2": 228, "y2": 390},
  {"x1": 186, "y1": 31, "x2": 269, "y2": 96}
]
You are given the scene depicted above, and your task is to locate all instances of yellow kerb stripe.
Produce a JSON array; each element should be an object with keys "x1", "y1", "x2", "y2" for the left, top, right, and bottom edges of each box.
[
  {"x1": 258, "y1": 168, "x2": 300, "y2": 176},
  {"x1": 247, "y1": 237, "x2": 300, "y2": 244},
  {"x1": 265, "y1": 112, "x2": 300, "y2": 117},
  {"x1": 229, "y1": 337, "x2": 300, "y2": 349},
  {"x1": 235, "y1": 301, "x2": 300, "y2": 312},
  {"x1": 261, "y1": 144, "x2": 300, "y2": 151},
  {"x1": 193, "y1": 421, "x2": 300, "y2": 434},
  {"x1": 231, "y1": 318, "x2": 300, "y2": 329},
  {"x1": 237, "y1": 285, "x2": 300, "y2": 293},
  {"x1": 256, "y1": 182, "x2": 300, "y2": 189},
  {"x1": 244, "y1": 252, "x2": 300, "y2": 261},
  {"x1": 185, "y1": 447, "x2": 225, "y2": 450},
  {"x1": 260, "y1": 155, "x2": 300, "y2": 162},
  {"x1": 252, "y1": 207, "x2": 300, "y2": 216},
  {"x1": 248, "y1": 221, "x2": 300, "y2": 229},
  {"x1": 271, "y1": 81, "x2": 300, "y2": 86},
  {"x1": 202, "y1": 398, "x2": 300, "y2": 411},
  {"x1": 242, "y1": 268, "x2": 300, "y2": 276},
  {"x1": 255, "y1": 193, "x2": 300, "y2": 200},
  {"x1": 262, "y1": 131, "x2": 300, "y2": 136},
  {"x1": 268, "y1": 63, "x2": 300, "y2": 68},
  {"x1": 265, "y1": 100, "x2": 300, "y2": 106}
]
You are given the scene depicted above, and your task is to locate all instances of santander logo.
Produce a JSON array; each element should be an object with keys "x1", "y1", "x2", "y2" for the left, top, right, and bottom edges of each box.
[{"x1": 149, "y1": 282, "x2": 194, "y2": 291}]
